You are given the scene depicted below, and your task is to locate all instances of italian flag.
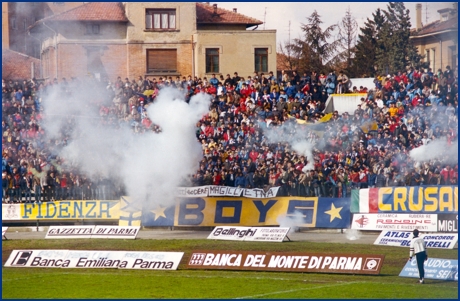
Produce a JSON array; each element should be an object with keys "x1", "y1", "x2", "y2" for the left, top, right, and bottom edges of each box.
[{"x1": 351, "y1": 188, "x2": 379, "y2": 213}]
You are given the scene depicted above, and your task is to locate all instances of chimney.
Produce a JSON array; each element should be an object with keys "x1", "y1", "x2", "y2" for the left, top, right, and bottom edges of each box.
[
  {"x1": 233, "y1": 8, "x2": 237, "y2": 13},
  {"x1": 416, "y1": 3, "x2": 422, "y2": 30},
  {"x1": 213, "y1": 4, "x2": 217, "y2": 14}
]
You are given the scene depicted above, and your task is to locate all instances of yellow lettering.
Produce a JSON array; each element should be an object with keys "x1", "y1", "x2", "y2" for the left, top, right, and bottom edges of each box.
[
  {"x1": 393, "y1": 187, "x2": 407, "y2": 211},
  {"x1": 439, "y1": 187, "x2": 453, "y2": 212},
  {"x1": 378, "y1": 187, "x2": 393, "y2": 211},
  {"x1": 424, "y1": 187, "x2": 438, "y2": 212},
  {"x1": 408, "y1": 187, "x2": 424, "y2": 212},
  {"x1": 454, "y1": 187, "x2": 458, "y2": 212}
]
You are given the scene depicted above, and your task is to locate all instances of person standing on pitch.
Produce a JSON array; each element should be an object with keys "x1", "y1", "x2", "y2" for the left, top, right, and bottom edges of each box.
[{"x1": 409, "y1": 229, "x2": 428, "y2": 284}]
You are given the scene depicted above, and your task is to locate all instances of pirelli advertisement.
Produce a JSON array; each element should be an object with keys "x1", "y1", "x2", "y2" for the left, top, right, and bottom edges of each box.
[{"x1": 187, "y1": 251, "x2": 385, "y2": 275}]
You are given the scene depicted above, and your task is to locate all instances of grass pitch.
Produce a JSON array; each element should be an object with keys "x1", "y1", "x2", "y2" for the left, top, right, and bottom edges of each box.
[{"x1": 2, "y1": 239, "x2": 458, "y2": 299}]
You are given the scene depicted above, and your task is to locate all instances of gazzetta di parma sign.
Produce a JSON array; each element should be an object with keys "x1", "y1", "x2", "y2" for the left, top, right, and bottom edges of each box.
[{"x1": 187, "y1": 251, "x2": 384, "y2": 275}]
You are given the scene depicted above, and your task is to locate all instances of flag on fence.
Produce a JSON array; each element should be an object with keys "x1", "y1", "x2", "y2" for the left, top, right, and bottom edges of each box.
[{"x1": 350, "y1": 188, "x2": 380, "y2": 213}]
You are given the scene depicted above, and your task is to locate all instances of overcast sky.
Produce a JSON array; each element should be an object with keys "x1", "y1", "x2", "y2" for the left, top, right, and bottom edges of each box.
[{"x1": 216, "y1": 2, "x2": 454, "y2": 48}]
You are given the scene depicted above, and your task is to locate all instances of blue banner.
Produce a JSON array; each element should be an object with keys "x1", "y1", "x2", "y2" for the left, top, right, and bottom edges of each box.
[
  {"x1": 399, "y1": 258, "x2": 458, "y2": 281},
  {"x1": 141, "y1": 197, "x2": 351, "y2": 228}
]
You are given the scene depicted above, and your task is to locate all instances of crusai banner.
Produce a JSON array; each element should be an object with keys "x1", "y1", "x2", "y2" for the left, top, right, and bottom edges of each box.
[{"x1": 351, "y1": 186, "x2": 458, "y2": 214}]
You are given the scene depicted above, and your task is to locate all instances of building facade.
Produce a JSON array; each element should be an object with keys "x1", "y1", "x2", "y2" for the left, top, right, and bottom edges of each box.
[
  {"x1": 26, "y1": 2, "x2": 277, "y2": 82},
  {"x1": 410, "y1": 3, "x2": 458, "y2": 72}
]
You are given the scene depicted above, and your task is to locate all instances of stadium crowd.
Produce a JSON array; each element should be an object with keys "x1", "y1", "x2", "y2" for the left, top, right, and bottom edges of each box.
[{"x1": 2, "y1": 65, "x2": 458, "y2": 203}]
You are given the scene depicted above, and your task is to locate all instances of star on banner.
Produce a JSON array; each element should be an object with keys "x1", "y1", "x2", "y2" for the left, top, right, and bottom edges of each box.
[
  {"x1": 150, "y1": 206, "x2": 167, "y2": 221},
  {"x1": 325, "y1": 203, "x2": 343, "y2": 222}
]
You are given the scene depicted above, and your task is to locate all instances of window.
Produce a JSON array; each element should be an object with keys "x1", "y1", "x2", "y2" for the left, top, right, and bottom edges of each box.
[
  {"x1": 86, "y1": 24, "x2": 100, "y2": 35},
  {"x1": 206, "y1": 48, "x2": 219, "y2": 73},
  {"x1": 147, "y1": 49, "x2": 177, "y2": 73},
  {"x1": 254, "y1": 48, "x2": 268, "y2": 73},
  {"x1": 145, "y1": 9, "x2": 176, "y2": 29},
  {"x1": 23, "y1": 19, "x2": 27, "y2": 30},
  {"x1": 11, "y1": 18, "x2": 16, "y2": 30}
]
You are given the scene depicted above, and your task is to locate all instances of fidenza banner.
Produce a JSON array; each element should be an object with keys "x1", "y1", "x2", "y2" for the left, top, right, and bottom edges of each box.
[
  {"x1": 399, "y1": 258, "x2": 458, "y2": 281},
  {"x1": 45, "y1": 226, "x2": 140, "y2": 239},
  {"x1": 374, "y1": 231, "x2": 458, "y2": 249},
  {"x1": 187, "y1": 251, "x2": 384, "y2": 275},
  {"x1": 4, "y1": 249, "x2": 184, "y2": 270},
  {"x1": 177, "y1": 185, "x2": 280, "y2": 199},
  {"x1": 207, "y1": 226, "x2": 290, "y2": 242},
  {"x1": 2, "y1": 201, "x2": 120, "y2": 221},
  {"x1": 351, "y1": 186, "x2": 458, "y2": 213},
  {"x1": 139, "y1": 197, "x2": 351, "y2": 228},
  {"x1": 351, "y1": 214, "x2": 438, "y2": 231}
]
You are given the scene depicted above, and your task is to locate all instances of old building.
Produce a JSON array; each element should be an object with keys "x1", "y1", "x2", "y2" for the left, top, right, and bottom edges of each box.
[
  {"x1": 27, "y1": 2, "x2": 277, "y2": 81},
  {"x1": 410, "y1": 3, "x2": 458, "y2": 72}
]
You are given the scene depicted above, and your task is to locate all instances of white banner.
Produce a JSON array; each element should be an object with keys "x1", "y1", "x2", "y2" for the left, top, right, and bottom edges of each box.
[
  {"x1": 4, "y1": 250, "x2": 184, "y2": 270},
  {"x1": 177, "y1": 185, "x2": 280, "y2": 199},
  {"x1": 4, "y1": 249, "x2": 69, "y2": 268},
  {"x1": 63, "y1": 250, "x2": 127, "y2": 268},
  {"x1": 45, "y1": 226, "x2": 95, "y2": 239},
  {"x1": 119, "y1": 251, "x2": 184, "y2": 270},
  {"x1": 207, "y1": 226, "x2": 290, "y2": 242},
  {"x1": 374, "y1": 231, "x2": 458, "y2": 249},
  {"x1": 45, "y1": 226, "x2": 140, "y2": 239},
  {"x1": 2, "y1": 204, "x2": 21, "y2": 220},
  {"x1": 351, "y1": 214, "x2": 438, "y2": 231},
  {"x1": 2, "y1": 226, "x2": 8, "y2": 238},
  {"x1": 91, "y1": 226, "x2": 140, "y2": 239}
]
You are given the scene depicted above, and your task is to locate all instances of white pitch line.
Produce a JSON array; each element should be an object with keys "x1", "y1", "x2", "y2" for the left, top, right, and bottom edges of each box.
[{"x1": 233, "y1": 281, "x2": 366, "y2": 299}]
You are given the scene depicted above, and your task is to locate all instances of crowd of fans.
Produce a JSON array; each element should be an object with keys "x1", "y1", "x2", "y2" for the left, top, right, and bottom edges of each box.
[{"x1": 2, "y1": 65, "x2": 458, "y2": 203}]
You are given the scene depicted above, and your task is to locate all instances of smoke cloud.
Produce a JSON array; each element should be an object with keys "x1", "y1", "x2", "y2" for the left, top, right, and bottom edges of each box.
[
  {"x1": 39, "y1": 81, "x2": 211, "y2": 210},
  {"x1": 276, "y1": 210, "x2": 306, "y2": 234},
  {"x1": 409, "y1": 138, "x2": 458, "y2": 165}
]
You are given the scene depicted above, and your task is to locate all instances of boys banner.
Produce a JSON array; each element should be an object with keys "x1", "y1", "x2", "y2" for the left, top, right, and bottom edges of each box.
[
  {"x1": 351, "y1": 186, "x2": 458, "y2": 214},
  {"x1": 141, "y1": 197, "x2": 351, "y2": 228}
]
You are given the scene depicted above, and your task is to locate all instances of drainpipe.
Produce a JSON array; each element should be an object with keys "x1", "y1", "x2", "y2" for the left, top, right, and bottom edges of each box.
[
  {"x1": 28, "y1": 32, "x2": 43, "y2": 79},
  {"x1": 42, "y1": 21, "x2": 58, "y2": 79},
  {"x1": 191, "y1": 35, "x2": 196, "y2": 77}
]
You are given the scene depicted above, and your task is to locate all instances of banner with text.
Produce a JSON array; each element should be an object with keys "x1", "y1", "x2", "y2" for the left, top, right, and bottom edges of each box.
[
  {"x1": 351, "y1": 186, "x2": 458, "y2": 214},
  {"x1": 45, "y1": 226, "x2": 140, "y2": 239},
  {"x1": 2, "y1": 201, "x2": 120, "y2": 221},
  {"x1": 141, "y1": 197, "x2": 351, "y2": 228},
  {"x1": 177, "y1": 186, "x2": 280, "y2": 199},
  {"x1": 207, "y1": 226, "x2": 290, "y2": 242},
  {"x1": 399, "y1": 258, "x2": 458, "y2": 281},
  {"x1": 351, "y1": 214, "x2": 438, "y2": 231},
  {"x1": 187, "y1": 251, "x2": 384, "y2": 275},
  {"x1": 4, "y1": 249, "x2": 184, "y2": 270},
  {"x1": 438, "y1": 214, "x2": 458, "y2": 233},
  {"x1": 373, "y1": 231, "x2": 458, "y2": 249}
]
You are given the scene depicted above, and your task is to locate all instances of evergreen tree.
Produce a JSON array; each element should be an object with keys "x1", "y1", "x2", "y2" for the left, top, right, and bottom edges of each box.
[
  {"x1": 376, "y1": 2, "x2": 422, "y2": 74},
  {"x1": 290, "y1": 10, "x2": 340, "y2": 73},
  {"x1": 352, "y1": 9, "x2": 384, "y2": 77}
]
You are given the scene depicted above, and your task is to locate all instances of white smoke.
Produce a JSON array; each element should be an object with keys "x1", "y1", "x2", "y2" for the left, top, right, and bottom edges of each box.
[
  {"x1": 276, "y1": 211, "x2": 305, "y2": 234},
  {"x1": 39, "y1": 82, "x2": 211, "y2": 209},
  {"x1": 262, "y1": 122, "x2": 321, "y2": 171},
  {"x1": 344, "y1": 229, "x2": 361, "y2": 241},
  {"x1": 409, "y1": 138, "x2": 458, "y2": 164}
]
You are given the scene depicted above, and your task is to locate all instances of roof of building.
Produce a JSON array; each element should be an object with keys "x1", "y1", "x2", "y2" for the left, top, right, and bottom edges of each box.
[
  {"x1": 196, "y1": 3, "x2": 262, "y2": 27},
  {"x1": 411, "y1": 17, "x2": 457, "y2": 37},
  {"x1": 38, "y1": 2, "x2": 128, "y2": 23},
  {"x1": 2, "y1": 49, "x2": 41, "y2": 80}
]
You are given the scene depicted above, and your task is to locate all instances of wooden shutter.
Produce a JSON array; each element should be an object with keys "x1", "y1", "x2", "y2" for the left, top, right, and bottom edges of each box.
[{"x1": 147, "y1": 49, "x2": 177, "y2": 72}]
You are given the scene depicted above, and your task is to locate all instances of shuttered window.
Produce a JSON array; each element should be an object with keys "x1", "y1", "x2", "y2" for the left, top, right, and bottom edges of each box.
[
  {"x1": 147, "y1": 49, "x2": 177, "y2": 73},
  {"x1": 205, "y1": 48, "x2": 219, "y2": 73}
]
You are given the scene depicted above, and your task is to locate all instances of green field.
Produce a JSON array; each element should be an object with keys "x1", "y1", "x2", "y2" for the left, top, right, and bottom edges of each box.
[{"x1": 2, "y1": 239, "x2": 458, "y2": 299}]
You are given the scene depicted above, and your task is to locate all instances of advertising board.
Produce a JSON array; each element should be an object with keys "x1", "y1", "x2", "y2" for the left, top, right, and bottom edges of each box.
[
  {"x1": 207, "y1": 226, "x2": 290, "y2": 242},
  {"x1": 187, "y1": 251, "x2": 384, "y2": 275},
  {"x1": 351, "y1": 214, "x2": 438, "y2": 231},
  {"x1": 45, "y1": 226, "x2": 140, "y2": 239},
  {"x1": 374, "y1": 231, "x2": 457, "y2": 249},
  {"x1": 399, "y1": 258, "x2": 458, "y2": 281}
]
